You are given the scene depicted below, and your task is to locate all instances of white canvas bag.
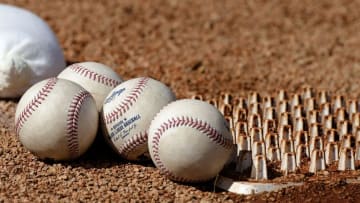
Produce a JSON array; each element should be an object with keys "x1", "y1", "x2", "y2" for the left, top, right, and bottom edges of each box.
[{"x1": 0, "y1": 4, "x2": 65, "y2": 97}]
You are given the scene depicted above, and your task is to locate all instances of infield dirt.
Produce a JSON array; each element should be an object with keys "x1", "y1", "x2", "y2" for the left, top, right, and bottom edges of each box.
[{"x1": 2, "y1": 0, "x2": 360, "y2": 202}]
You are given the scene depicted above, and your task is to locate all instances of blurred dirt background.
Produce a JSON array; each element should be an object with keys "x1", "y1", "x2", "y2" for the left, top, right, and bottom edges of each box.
[{"x1": 2, "y1": 0, "x2": 360, "y2": 202}]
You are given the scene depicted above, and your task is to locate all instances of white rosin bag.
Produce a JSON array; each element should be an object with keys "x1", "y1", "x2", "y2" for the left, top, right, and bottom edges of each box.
[{"x1": 0, "y1": 4, "x2": 66, "y2": 98}]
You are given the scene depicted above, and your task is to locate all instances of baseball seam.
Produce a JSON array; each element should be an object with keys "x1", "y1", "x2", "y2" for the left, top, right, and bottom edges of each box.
[
  {"x1": 69, "y1": 64, "x2": 121, "y2": 88},
  {"x1": 104, "y1": 77, "x2": 149, "y2": 124},
  {"x1": 66, "y1": 90, "x2": 91, "y2": 158},
  {"x1": 151, "y1": 116, "x2": 233, "y2": 182},
  {"x1": 118, "y1": 131, "x2": 148, "y2": 159},
  {"x1": 15, "y1": 78, "x2": 58, "y2": 134}
]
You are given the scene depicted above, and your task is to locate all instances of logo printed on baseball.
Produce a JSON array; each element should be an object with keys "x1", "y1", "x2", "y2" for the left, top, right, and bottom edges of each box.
[
  {"x1": 104, "y1": 88, "x2": 125, "y2": 104},
  {"x1": 101, "y1": 77, "x2": 176, "y2": 160},
  {"x1": 110, "y1": 114, "x2": 141, "y2": 141},
  {"x1": 103, "y1": 78, "x2": 149, "y2": 144},
  {"x1": 104, "y1": 77, "x2": 149, "y2": 124}
]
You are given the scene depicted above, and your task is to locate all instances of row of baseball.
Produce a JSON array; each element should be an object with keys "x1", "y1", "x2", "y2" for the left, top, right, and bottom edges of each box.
[{"x1": 15, "y1": 62, "x2": 234, "y2": 183}]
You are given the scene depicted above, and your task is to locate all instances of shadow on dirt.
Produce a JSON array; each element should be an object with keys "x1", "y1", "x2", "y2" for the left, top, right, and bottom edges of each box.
[
  {"x1": 168, "y1": 177, "x2": 227, "y2": 194},
  {"x1": 43, "y1": 127, "x2": 155, "y2": 170}
]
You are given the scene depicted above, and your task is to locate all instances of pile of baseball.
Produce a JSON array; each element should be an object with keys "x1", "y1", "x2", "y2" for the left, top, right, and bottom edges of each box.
[{"x1": 14, "y1": 62, "x2": 234, "y2": 183}]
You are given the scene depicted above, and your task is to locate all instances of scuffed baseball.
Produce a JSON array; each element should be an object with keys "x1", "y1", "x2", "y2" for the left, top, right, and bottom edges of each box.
[
  {"x1": 15, "y1": 78, "x2": 98, "y2": 161},
  {"x1": 101, "y1": 77, "x2": 176, "y2": 160},
  {"x1": 148, "y1": 99, "x2": 234, "y2": 183},
  {"x1": 58, "y1": 62, "x2": 123, "y2": 111},
  {"x1": 0, "y1": 4, "x2": 66, "y2": 98}
]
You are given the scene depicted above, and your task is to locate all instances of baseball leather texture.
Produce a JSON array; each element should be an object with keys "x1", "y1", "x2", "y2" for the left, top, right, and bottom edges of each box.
[
  {"x1": 101, "y1": 77, "x2": 176, "y2": 160},
  {"x1": 15, "y1": 78, "x2": 98, "y2": 161},
  {"x1": 148, "y1": 99, "x2": 234, "y2": 182},
  {"x1": 58, "y1": 62, "x2": 123, "y2": 111}
]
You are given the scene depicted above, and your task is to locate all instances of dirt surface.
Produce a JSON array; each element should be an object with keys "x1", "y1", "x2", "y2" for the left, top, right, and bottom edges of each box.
[{"x1": 2, "y1": 0, "x2": 360, "y2": 202}]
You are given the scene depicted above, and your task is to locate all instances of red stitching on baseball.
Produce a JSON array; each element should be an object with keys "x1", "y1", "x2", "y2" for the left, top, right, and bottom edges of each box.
[
  {"x1": 104, "y1": 77, "x2": 149, "y2": 124},
  {"x1": 152, "y1": 116, "x2": 233, "y2": 182},
  {"x1": 15, "y1": 78, "x2": 58, "y2": 135},
  {"x1": 66, "y1": 90, "x2": 92, "y2": 158},
  {"x1": 69, "y1": 64, "x2": 121, "y2": 88},
  {"x1": 118, "y1": 131, "x2": 148, "y2": 159}
]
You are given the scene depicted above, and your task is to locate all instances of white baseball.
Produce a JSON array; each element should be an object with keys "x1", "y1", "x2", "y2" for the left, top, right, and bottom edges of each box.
[
  {"x1": 15, "y1": 78, "x2": 98, "y2": 161},
  {"x1": 101, "y1": 77, "x2": 176, "y2": 160},
  {"x1": 148, "y1": 99, "x2": 234, "y2": 183},
  {"x1": 58, "y1": 62, "x2": 123, "y2": 111}
]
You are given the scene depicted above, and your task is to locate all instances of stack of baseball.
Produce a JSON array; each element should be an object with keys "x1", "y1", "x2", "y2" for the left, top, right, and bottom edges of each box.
[{"x1": 15, "y1": 61, "x2": 234, "y2": 183}]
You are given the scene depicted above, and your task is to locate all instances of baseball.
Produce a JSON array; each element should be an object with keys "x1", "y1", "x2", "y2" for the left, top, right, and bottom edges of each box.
[
  {"x1": 15, "y1": 78, "x2": 98, "y2": 161},
  {"x1": 101, "y1": 77, "x2": 176, "y2": 160},
  {"x1": 148, "y1": 99, "x2": 234, "y2": 183},
  {"x1": 58, "y1": 62, "x2": 123, "y2": 111},
  {"x1": 0, "y1": 4, "x2": 65, "y2": 98}
]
